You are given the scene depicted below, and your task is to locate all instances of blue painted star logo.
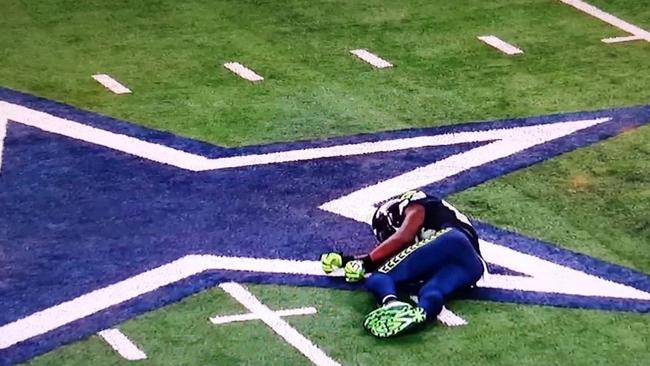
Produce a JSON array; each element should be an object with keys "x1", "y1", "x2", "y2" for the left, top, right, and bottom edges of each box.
[{"x1": 0, "y1": 88, "x2": 649, "y2": 361}]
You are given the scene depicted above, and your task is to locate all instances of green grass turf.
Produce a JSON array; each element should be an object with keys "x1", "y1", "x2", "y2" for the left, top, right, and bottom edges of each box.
[
  {"x1": 453, "y1": 123, "x2": 650, "y2": 274},
  {"x1": 1, "y1": 0, "x2": 650, "y2": 146},
  {"x1": 2, "y1": 0, "x2": 649, "y2": 364},
  {"x1": 26, "y1": 285, "x2": 650, "y2": 366},
  {"x1": 24, "y1": 286, "x2": 314, "y2": 366}
]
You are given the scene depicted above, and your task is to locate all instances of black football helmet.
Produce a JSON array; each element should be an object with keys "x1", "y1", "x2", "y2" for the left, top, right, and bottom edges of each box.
[
  {"x1": 371, "y1": 191, "x2": 427, "y2": 242},
  {"x1": 371, "y1": 198, "x2": 403, "y2": 242}
]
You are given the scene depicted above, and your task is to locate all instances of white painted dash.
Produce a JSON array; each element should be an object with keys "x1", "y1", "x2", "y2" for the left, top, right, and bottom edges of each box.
[
  {"x1": 210, "y1": 306, "x2": 317, "y2": 325},
  {"x1": 601, "y1": 35, "x2": 643, "y2": 44},
  {"x1": 219, "y1": 283, "x2": 340, "y2": 366},
  {"x1": 477, "y1": 36, "x2": 524, "y2": 55},
  {"x1": 350, "y1": 49, "x2": 393, "y2": 68},
  {"x1": 224, "y1": 62, "x2": 264, "y2": 81},
  {"x1": 92, "y1": 74, "x2": 131, "y2": 94},
  {"x1": 98, "y1": 329, "x2": 146, "y2": 361}
]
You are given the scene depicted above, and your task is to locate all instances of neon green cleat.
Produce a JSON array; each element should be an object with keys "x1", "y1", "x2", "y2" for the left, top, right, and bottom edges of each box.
[{"x1": 363, "y1": 301, "x2": 426, "y2": 338}]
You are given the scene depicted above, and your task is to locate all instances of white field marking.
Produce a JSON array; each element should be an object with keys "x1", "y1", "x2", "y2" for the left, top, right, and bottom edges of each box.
[
  {"x1": 601, "y1": 35, "x2": 644, "y2": 44},
  {"x1": 223, "y1": 62, "x2": 264, "y2": 82},
  {"x1": 475, "y1": 239, "x2": 650, "y2": 296},
  {"x1": 2, "y1": 251, "x2": 648, "y2": 350},
  {"x1": 0, "y1": 102, "x2": 642, "y2": 348},
  {"x1": 320, "y1": 117, "x2": 610, "y2": 224},
  {"x1": 91, "y1": 74, "x2": 132, "y2": 95},
  {"x1": 219, "y1": 283, "x2": 340, "y2": 366},
  {"x1": 561, "y1": 0, "x2": 650, "y2": 42},
  {"x1": 477, "y1": 35, "x2": 523, "y2": 55},
  {"x1": 0, "y1": 255, "x2": 321, "y2": 350},
  {"x1": 0, "y1": 102, "x2": 610, "y2": 173},
  {"x1": 210, "y1": 306, "x2": 317, "y2": 325},
  {"x1": 97, "y1": 329, "x2": 146, "y2": 361},
  {"x1": 408, "y1": 296, "x2": 467, "y2": 327},
  {"x1": 0, "y1": 116, "x2": 6, "y2": 172},
  {"x1": 349, "y1": 49, "x2": 393, "y2": 68},
  {"x1": 436, "y1": 306, "x2": 468, "y2": 327}
]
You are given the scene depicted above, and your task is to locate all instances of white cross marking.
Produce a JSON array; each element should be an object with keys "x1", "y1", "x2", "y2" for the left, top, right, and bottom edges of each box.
[
  {"x1": 218, "y1": 283, "x2": 340, "y2": 366},
  {"x1": 560, "y1": 0, "x2": 650, "y2": 43}
]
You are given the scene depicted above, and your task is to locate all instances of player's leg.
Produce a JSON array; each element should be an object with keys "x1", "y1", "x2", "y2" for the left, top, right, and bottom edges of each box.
[
  {"x1": 363, "y1": 273, "x2": 421, "y2": 338},
  {"x1": 363, "y1": 243, "x2": 437, "y2": 312},
  {"x1": 362, "y1": 251, "x2": 434, "y2": 337},
  {"x1": 417, "y1": 261, "x2": 483, "y2": 319},
  {"x1": 417, "y1": 229, "x2": 483, "y2": 318},
  {"x1": 364, "y1": 272, "x2": 398, "y2": 305},
  {"x1": 362, "y1": 228, "x2": 458, "y2": 337},
  {"x1": 364, "y1": 228, "x2": 459, "y2": 305},
  {"x1": 364, "y1": 228, "x2": 483, "y2": 337},
  {"x1": 367, "y1": 261, "x2": 482, "y2": 337}
]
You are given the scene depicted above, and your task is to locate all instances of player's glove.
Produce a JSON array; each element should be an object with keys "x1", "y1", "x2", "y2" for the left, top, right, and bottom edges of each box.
[
  {"x1": 344, "y1": 260, "x2": 365, "y2": 282},
  {"x1": 321, "y1": 252, "x2": 344, "y2": 274}
]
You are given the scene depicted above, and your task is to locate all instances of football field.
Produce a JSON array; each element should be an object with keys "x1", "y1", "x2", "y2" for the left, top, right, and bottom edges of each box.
[{"x1": 1, "y1": 0, "x2": 649, "y2": 365}]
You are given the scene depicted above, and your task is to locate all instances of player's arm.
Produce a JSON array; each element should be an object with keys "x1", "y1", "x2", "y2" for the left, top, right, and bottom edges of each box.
[
  {"x1": 320, "y1": 203, "x2": 424, "y2": 281},
  {"x1": 366, "y1": 203, "x2": 425, "y2": 266}
]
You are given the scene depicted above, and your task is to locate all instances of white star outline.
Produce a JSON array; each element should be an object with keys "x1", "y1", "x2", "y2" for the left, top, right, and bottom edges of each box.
[{"x1": 0, "y1": 100, "x2": 649, "y2": 351}]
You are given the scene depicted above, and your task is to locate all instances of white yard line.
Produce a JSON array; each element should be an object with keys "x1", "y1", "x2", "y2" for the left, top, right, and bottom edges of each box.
[
  {"x1": 223, "y1": 62, "x2": 264, "y2": 81},
  {"x1": 560, "y1": 0, "x2": 650, "y2": 42},
  {"x1": 601, "y1": 35, "x2": 643, "y2": 44},
  {"x1": 98, "y1": 329, "x2": 146, "y2": 361},
  {"x1": 0, "y1": 116, "x2": 6, "y2": 173},
  {"x1": 349, "y1": 49, "x2": 393, "y2": 68},
  {"x1": 477, "y1": 36, "x2": 524, "y2": 55},
  {"x1": 219, "y1": 283, "x2": 340, "y2": 366},
  {"x1": 210, "y1": 307, "x2": 317, "y2": 325},
  {"x1": 91, "y1": 74, "x2": 132, "y2": 95}
]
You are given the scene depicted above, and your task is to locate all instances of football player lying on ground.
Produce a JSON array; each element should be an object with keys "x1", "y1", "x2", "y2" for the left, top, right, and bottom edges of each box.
[{"x1": 321, "y1": 190, "x2": 485, "y2": 338}]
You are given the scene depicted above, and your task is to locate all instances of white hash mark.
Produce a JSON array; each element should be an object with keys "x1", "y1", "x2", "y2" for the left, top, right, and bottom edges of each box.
[
  {"x1": 477, "y1": 35, "x2": 524, "y2": 55},
  {"x1": 98, "y1": 328, "x2": 146, "y2": 361},
  {"x1": 350, "y1": 49, "x2": 393, "y2": 68},
  {"x1": 92, "y1": 74, "x2": 132, "y2": 95},
  {"x1": 224, "y1": 62, "x2": 264, "y2": 81},
  {"x1": 601, "y1": 35, "x2": 644, "y2": 44}
]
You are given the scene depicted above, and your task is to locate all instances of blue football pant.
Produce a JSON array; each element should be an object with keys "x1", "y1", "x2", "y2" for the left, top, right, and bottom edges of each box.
[{"x1": 365, "y1": 228, "x2": 484, "y2": 318}]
